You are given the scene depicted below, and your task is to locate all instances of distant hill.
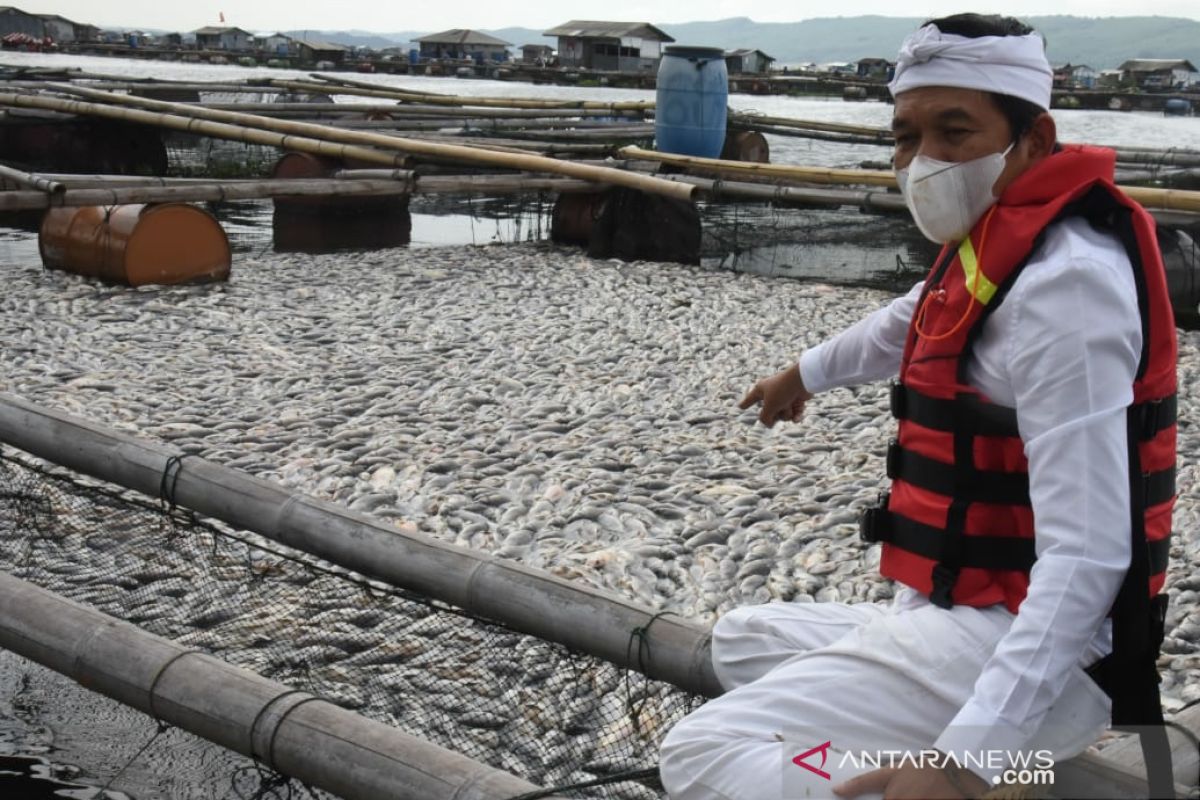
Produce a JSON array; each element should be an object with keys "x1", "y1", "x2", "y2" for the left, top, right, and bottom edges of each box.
[
  {"x1": 284, "y1": 16, "x2": 1200, "y2": 69},
  {"x1": 281, "y1": 30, "x2": 403, "y2": 49},
  {"x1": 658, "y1": 16, "x2": 1200, "y2": 69}
]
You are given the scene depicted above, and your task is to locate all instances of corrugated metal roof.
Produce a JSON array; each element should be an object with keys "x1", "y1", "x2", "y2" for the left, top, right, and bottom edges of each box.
[
  {"x1": 36, "y1": 13, "x2": 79, "y2": 25},
  {"x1": 193, "y1": 26, "x2": 251, "y2": 36},
  {"x1": 542, "y1": 20, "x2": 674, "y2": 42},
  {"x1": 1119, "y1": 58, "x2": 1197, "y2": 72},
  {"x1": 296, "y1": 40, "x2": 347, "y2": 52},
  {"x1": 726, "y1": 48, "x2": 775, "y2": 61},
  {"x1": 415, "y1": 29, "x2": 513, "y2": 46}
]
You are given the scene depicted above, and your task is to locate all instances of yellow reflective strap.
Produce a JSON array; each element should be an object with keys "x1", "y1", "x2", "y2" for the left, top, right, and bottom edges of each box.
[{"x1": 958, "y1": 236, "x2": 997, "y2": 305}]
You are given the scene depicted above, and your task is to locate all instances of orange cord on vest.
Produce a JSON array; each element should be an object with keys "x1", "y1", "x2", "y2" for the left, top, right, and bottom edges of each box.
[{"x1": 914, "y1": 205, "x2": 998, "y2": 342}]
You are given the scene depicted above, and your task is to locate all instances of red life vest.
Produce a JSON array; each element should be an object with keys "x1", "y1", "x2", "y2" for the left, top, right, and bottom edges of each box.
[{"x1": 859, "y1": 145, "x2": 1177, "y2": 615}]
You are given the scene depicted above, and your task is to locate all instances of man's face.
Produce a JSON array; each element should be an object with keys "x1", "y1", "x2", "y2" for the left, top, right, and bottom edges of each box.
[{"x1": 892, "y1": 86, "x2": 1031, "y2": 197}]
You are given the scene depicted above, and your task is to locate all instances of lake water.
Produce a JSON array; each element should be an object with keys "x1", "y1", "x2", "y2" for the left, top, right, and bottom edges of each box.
[{"x1": 1, "y1": 49, "x2": 1200, "y2": 799}]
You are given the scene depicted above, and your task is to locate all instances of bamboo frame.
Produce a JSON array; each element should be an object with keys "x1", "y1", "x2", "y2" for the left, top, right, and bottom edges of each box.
[
  {"x1": 27, "y1": 86, "x2": 692, "y2": 201},
  {"x1": 619, "y1": 146, "x2": 1200, "y2": 212},
  {"x1": 265, "y1": 78, "x2": 655, "y2": 112},
  {"x1": 0, "y1": 394, "x2": 721, "y2": 698},
  {"x1": 0, "y1": 572, "x2": 555, "y2": 800}
]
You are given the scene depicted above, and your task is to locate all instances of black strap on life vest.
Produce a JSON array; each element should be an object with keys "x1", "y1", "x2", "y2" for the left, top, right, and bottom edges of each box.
[
  {"x1": 1081, "y1": 190, "x2": 1174, "y2": 799},
  {"x1": 860, "y1": 502, "x2": 1171, "y2": 576},
  {"x1": 1083, "y1": 405, "x2": 1173, "y2": 799}
]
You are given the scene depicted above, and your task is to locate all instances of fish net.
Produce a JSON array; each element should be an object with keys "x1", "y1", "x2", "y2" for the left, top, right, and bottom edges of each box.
[{"x1": 0, "y1": 445, "x2": 702, "y2": 799}]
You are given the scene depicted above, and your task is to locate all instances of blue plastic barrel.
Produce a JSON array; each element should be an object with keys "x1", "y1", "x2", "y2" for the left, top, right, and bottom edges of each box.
[
  {"x1": 655, "y1": 45, "x2": 728, "y2": 158},
  {"x1": 408, "y1": 48, "x2": 419, "y2": 65},
  {"x1": 1164, "y1": 98, "x2": 1192, "y2": 116}
]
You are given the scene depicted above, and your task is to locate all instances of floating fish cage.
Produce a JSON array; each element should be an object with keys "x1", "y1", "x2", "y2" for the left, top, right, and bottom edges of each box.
[
  {"x1": 0, "y1": 441, "x2": 700, "y2": 798},
  {"x1": 162, "y1": 132, "x2": 283, "y2": 179}
]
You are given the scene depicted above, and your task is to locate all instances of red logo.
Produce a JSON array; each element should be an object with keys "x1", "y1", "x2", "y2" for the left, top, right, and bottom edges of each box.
[{"x1": 792, "y1": 740, "x2": 833, "y2": 780}]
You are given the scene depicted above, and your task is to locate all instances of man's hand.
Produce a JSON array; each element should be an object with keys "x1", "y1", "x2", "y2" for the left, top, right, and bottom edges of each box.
[
  {"x1": 833, "y1": 763, "x2": 990, "y2": 799},
  {"x1": 738, "y1": 364, "x2": 813, "y2": 427}
]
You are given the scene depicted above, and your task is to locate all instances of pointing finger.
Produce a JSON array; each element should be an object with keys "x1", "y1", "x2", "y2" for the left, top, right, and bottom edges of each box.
[{"x1": 738, "y1": 384, "x2": 763, "y2": 410}]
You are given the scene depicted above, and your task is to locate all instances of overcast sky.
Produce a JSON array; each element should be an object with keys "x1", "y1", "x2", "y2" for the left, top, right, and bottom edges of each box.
[{"x1": 14, "y1": 1, "x2": 1200, "y2": 32}]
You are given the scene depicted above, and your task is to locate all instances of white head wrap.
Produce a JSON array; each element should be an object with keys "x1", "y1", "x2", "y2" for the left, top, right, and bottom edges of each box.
[{"x1": 888, "y1": 24, "x2": 1053, "y2": 110}]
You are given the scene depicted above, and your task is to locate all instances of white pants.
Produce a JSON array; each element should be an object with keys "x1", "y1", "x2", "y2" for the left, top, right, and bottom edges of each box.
[{"x1": 659, "y1": 592, "x2": 1110, "y2": 800}]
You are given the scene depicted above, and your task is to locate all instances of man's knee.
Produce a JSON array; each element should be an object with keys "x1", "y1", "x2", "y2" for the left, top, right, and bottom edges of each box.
[{"x1": 659, "y1": 707, "x2": 747, "y2": 799}]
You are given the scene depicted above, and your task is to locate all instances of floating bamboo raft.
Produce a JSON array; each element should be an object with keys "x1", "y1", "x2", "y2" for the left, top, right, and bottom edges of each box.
[{"x1": 0, "y1": 75, "x2": 1194, "y2": 209}]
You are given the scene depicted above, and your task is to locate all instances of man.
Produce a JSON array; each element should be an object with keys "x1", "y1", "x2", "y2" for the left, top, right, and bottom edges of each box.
[{"x1": 659, "y1": 13, "x2": 1176, "y2": 800}]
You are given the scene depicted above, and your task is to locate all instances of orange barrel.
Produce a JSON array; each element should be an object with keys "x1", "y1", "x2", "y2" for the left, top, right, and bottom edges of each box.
[
  {"x1": 720, "y1": 130, "x2": 770, "y2": 163},
  {"x1": 272, "y1": 151, "x2": 339, "y2": 180},
  {"x1": 39, "y1": 204, "x2": 231, "y2": 286},
  {"x1": 271, "y1": 151, "x2": 409, "y2": 214}
]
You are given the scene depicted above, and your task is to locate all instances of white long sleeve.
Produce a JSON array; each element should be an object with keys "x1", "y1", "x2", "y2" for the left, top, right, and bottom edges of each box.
[
  {"x1": 801, "y1": 218, "x2": 1140, "y2": 781},
  {"x1": 798, "y1": 280, "x2": 923, "y2": 394}
]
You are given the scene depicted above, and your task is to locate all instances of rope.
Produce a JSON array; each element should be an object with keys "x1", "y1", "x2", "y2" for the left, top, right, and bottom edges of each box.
[
  {"x1": 504, "y1": 766, "x2": 662, "y2": 800},
  {"x1": 158, "y1": 454, "x2": 193, "y2": 514},
  {"x1": 231, "y1": 761, "x2": 319, "y2": 800},
  {"x1": 100, "y1": 719, "x2": 170, "y2": 794},
  {"x1": 625, "y1": 610, "x2": 676, "y2": 740}
]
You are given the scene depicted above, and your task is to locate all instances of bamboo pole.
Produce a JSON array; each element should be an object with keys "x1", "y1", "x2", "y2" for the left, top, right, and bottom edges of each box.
[
  {"x1": 728, "y1": 120, "x2": 893, "y2": 147},
  {"x1": 418, "y1": 175, "x2": 595, "y2": 193},
  {"x1": 0, "y1": 176, "x2": 597, "y2": 208},
  {"x1": 266, "y1": 79, "x2": 655, "y2": 112},
  {"x1": 0, "y1": 163, "x2": 64, "y2": 194},
  {"x1": 305, "y1": 73, "x2": 452, "y2": 96},
  {"x1": 727, "y1": 112, "x2": 891, "y2": 138},
  {"x1": 0, "y1": 394, "x2": 721, "y2": 698},
  {"x1": 0, "y1": 178, "x2": 416, "y2": 210},
  {"x1": 619, "y1": 146, "x2": 1200, "y2": 213},
  {"x1": 196, "y1": 103, "x2": 644, "y2": 120},
  {"x1": 311, "y1": 119, "x2": 654, "y2": 134},
  {"x1": 668, "y1": 173, "x2": 907, "y2": 212},
  {"x1": 5, "y1": 80, "x2": 277, "y2": 94},
  {"x1": 668, "y1": 173, "x2": 1200, "y2": 224},
  {"x1": 1086, "y1": 704, "x2": 1200, "y2": 791},
  {"x1": 34, "y1": 86, "x2": 692, "y2": 201},
  {"x1": 1113, "y1": 150, "x2": 1200, "y2": 169},
  {"x1": 1115, "y1": 167, "x2": 1200, "y2": 184},
  {"x1": 1120, "y1": 186, "x2": 1200, "y2": 213},
  {"x1": 0, "y1": 91, "x2": 414, "y2": 170},
  {"x1": 722, "y1": 111, "x2": 1200, "y2": 170},
  {"x1": 0, "y1": 571, "x2": 557, "y2": 800},
  {"x1": 619, "y1": 145, "x2": 898, "y2": 187}
]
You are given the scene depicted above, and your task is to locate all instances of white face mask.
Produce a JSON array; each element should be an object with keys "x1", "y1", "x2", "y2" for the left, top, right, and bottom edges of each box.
[{"x1": 895, "y1": 142, "x2": 1014, "y2": 244}]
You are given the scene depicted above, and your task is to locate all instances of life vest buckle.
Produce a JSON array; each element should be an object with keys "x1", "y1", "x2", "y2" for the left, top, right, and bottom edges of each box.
[
  {"x1": 1140, "y1": 398, "x2": 1166, "y2": 441},
  {"x1": 858, "y1": 493, "x2": 890, "y2": 544},
  {"x1": 929, "y1": 563, "x2": 958, "y2": 610},
  {"x1": 889, "y1": 381, "x2": 906, "y2": 420},
  {"x1": 885, "y1": 439, "x2": 901, "y2": 480}
]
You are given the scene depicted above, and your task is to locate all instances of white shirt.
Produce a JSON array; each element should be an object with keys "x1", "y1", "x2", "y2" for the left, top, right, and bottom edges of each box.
[{"x1": 799, "y1": 216, "x2": 1141, "y2": 776}]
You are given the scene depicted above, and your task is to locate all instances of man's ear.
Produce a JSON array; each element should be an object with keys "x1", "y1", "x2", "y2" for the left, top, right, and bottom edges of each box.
[{"x1": 1025, "y1": 112, "x2": 1057, "y2": 159}]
